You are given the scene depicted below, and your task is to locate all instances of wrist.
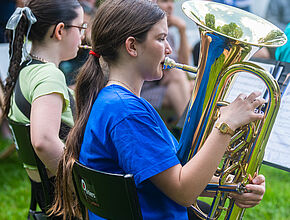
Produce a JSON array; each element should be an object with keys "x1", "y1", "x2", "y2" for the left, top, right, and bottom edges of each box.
[{"x1": 215, "y1": 121, "x2": 236, "y2": 136}]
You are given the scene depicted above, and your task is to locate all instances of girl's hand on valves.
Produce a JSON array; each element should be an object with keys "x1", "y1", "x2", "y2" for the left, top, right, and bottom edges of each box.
[{"x1": 219, "y1": 91, "x2": 266, "y2": 130}]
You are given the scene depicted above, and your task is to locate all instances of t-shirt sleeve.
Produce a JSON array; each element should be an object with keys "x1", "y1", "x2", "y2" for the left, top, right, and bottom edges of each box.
[
  {"x1": 29, "y1": 65, "x2": 70, "y2": 112},
  {"x1": 110, "y1": 113, "x2": 180, "y2": 186}
]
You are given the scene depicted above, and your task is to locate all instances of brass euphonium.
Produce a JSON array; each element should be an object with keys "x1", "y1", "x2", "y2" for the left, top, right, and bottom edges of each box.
[{"x1": 163, "y1": 1, "x2": 287, "y2": 219}]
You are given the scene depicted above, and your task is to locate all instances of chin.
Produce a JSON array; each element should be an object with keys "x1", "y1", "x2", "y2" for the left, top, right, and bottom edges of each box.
[
  {"x1": 63, "y1": 53, "x2": 77, "y2": 62},
  {"x1": 145, "y1": 73, "x2": 163, "y2": 82},
  {"x1": 155, "y1": 72, "x2": 163, "y2": 80}
]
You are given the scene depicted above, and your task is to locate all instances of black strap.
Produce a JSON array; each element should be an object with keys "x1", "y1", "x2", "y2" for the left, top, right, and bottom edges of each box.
[
  {"x1": 15, "y1": 75, "x2": 32, "y2": 119},
  {"x1": 14, "y1": 59, "x2": 75, "y2": 140},
  {"x1": 68, "y1": 89, "x2": 76, "y2": 121}
]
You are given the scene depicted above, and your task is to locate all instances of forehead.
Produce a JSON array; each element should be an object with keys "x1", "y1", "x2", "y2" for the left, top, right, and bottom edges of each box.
[
  {"x1": 157, "y1": 0, "x2": 174, "y2": 3},
  {"x1": 73, "y1": 7, "x2": 84, "y2": 23},
  {"x1": 147, "y1": 17, "x2": 168, "y2": 36}
]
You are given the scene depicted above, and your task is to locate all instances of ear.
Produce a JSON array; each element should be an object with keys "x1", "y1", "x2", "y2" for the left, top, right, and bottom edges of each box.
[
  {"x1": 125, "y1": 37, "x2": 138, "y2": 57},
  {"x1": 53, "y1": 22, "x2": 65, "y2": 41}
]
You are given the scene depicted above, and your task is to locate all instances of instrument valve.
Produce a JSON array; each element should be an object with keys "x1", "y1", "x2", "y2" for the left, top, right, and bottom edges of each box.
[
  {"x1": 218, "y1": 206, "x2": 228, "y2": 211},
  {"x1": 236, "y1": 183, "x2": 247, "y2": 194}
]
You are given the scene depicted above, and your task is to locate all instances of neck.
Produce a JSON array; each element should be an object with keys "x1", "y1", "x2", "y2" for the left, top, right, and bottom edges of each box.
[
  {"x1": 30, "y1": 43, "x2": 61, "y2": 66},
  {"x1": 108, "y1": 52, "x2": 146, "y2": 97},
  {"x1": 108, "y1": 67, "x2": 143, "y2": 97},
  {"x1": 107, "y1": 79, "x2": 139, "y2": 96}
]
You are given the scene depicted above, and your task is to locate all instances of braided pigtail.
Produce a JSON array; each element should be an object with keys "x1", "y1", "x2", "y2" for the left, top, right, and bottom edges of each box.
[{"x1": 3, "y1": 15, "x2": 28, "y2": 117}]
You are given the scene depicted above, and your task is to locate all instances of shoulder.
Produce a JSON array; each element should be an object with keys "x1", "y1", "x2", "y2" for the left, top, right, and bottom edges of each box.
[
  {"x1": 23, "y1": 62, "x2": 65, "y2": 81},
  {"x1": 20, "y1": 62, "x2": 66, "y2": 88},
  {"x1": 99, "y1": 85, "x2": 151, "y2": 112},
  {"x1": 90, "y1": 85, "x2": 156, "y2": 126},
  {"x1": 20, "y1": 62, "x2": 69, "y2": 105}
]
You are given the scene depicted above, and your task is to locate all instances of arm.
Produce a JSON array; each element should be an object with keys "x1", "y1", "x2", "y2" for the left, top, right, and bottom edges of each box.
[
  {"x1": 30, "y1": 93, "x2": 64, "y2": 175},
  {"x1": 167, "y1": 15, "x2": 191, "y2": 64},
  {"x1": 150, "y1": 92, "x2": 265, "y2": 207},
  {"x1": 150, "y1": 128, "x2": 232, "y2": 206}
]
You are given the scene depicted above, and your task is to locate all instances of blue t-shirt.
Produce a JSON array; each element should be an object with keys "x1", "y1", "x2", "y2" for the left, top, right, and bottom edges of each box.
[{"x1": 79, "y1": 85, "x2": 189, "y2": 220}]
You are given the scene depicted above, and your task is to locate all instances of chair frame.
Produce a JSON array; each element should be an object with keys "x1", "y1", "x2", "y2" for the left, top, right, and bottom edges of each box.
[
  {"x1": 72, "y1": 161, "x2": 143, "y2": 220},
  {"x1": 8, "y1": 120, "x2": 52, "y2": 220}
]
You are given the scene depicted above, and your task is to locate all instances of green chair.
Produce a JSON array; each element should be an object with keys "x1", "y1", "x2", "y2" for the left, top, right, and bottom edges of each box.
[
  {"x1": 8, "y1": 120, "x2": 52, "y2": 220},
  {"x1": 72, "y1": 161, "x2": 143, "y2": 220}
]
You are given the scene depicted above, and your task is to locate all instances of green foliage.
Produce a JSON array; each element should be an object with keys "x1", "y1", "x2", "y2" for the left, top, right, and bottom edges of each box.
[
  {"x1": 216, "y1": 22, "x2": 243, "y2": 39},
  {"x1": 204, "y1": 13, "x2": 244, "y2": 39},
  {"x1": 258, "y1": 30, "x2": 284, "y2": 44},
  {"x1": 205, "y1": 13, "x2": 216, "y2": 30}
]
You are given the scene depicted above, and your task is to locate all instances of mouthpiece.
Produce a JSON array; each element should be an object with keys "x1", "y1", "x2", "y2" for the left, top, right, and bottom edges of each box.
[
  {"x1": 163, "y1": 57, "x2": 198, "y2": 79},
  {"x1": 79, "y1": 45, "x2": 92, "y2": 49}
]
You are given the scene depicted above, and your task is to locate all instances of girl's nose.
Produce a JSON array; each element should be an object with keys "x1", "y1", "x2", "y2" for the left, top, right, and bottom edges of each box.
[{"x1": 165, "y1": 40, "x2": 172, "y2": 55}]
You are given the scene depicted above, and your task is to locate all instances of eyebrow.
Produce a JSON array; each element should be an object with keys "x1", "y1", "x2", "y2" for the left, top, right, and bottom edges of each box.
[{"x1": 157, "y1": 33, "x2": 168, "y2": 37}]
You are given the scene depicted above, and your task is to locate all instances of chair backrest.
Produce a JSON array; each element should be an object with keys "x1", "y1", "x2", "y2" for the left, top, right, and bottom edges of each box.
[
  {"x1": 8, "y1": 119, "x2": 53, "y2": 213},
  {"x1": 72, "y1": 161, "x2": 143, "y2": 220}
]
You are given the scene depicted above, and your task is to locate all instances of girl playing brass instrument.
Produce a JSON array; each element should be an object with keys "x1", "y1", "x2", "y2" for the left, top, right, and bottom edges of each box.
[{"x1": 52, "y1": 0, "x2": 265, "y2": 219}]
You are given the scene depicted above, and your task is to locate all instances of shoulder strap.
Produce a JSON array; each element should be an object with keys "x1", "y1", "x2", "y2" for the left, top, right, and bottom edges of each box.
[
  {"x1": 15, "y1": 76, "x2": 31, "y2": 119},
  {"x1": 68, "y1": 89, "x2": 76, "y2": 120},
  {"x1": 58, "y1": 90, "x2": 76, "y2": 140},
  {"x1": 14, "y1": 59, "x2": 75, "y2": 140},
  {"x1": 14, "y1": 60, "x2": 44, "y2": 119}
]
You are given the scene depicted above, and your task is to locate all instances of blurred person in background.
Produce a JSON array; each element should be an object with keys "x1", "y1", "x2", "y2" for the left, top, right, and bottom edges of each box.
[
  {"x1": 210, "y1": 0, "x2": 252, "y2": 12},
  {"x1": 266, "y1": 0, "x2": 290, "y2": 32},
  {"x1": 275, "y1": 23, "x2": 290, "y2": 63}
]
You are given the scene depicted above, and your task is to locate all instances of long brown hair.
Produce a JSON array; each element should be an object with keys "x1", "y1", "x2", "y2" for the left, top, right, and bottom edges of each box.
[
  {"x1": 51, "y1": 0, "x2": 165, "y2": 218},
  {"x1": 3, "y1": 0, "x2": 80, "y2": 118}
]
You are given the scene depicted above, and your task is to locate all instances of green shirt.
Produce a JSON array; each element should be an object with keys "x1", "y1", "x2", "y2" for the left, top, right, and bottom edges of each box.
[{"x1": 9, "y1": 62, "x2": 74, "y2": 127}]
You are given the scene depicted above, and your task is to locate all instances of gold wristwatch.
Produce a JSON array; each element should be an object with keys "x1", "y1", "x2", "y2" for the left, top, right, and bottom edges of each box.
[{"x1": 215, "y1": 122, "x2": 235, "y2": 136}]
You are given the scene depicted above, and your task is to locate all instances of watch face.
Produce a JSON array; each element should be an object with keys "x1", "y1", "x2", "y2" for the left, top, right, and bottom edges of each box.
[{"x1": 220, "y1": 123, "x2": 228, "y2": 133}]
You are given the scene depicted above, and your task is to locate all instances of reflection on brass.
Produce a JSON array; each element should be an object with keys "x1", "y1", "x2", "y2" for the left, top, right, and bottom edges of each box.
[
  {"x1": 183, "y1": 0, "x2": 287, "y2": 47},
  {"x1": 216, "y1": 22, "x2": 243, "y2": 39},
  {"x1": 258, "y1": 30, "x2": 285, "y2": 44},
  {"x1": 205, "y1": 13, "x2": 215, "y2": 29},
  {"x1": 205, "y1": 13, "x2": 243, "y2": 39},
  {"x1": 174, "y1": 1, "x2": 287, "y2": 219}
]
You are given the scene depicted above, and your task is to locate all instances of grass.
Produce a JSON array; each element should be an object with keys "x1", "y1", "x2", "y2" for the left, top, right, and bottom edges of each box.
[
  {"x1": 0, "y1": 149, "x2": 30, "y2": 220},
  {"x1": 0, "y1": 136, "x2": 289, "y2": 220}
]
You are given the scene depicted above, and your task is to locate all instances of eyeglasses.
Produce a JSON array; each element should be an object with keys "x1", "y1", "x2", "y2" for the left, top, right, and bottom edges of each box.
[
  {"x1": 65, "y1": 23, "x2": 88, "y2": 36},
  {"x1": 50, "y1": 23, "x2": 88, "y2": 38}
]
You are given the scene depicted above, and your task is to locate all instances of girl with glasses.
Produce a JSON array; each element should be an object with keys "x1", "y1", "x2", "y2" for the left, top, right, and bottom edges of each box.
[{"x1": 3, "y1": 0, "x2": 84, "y2": 216}]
